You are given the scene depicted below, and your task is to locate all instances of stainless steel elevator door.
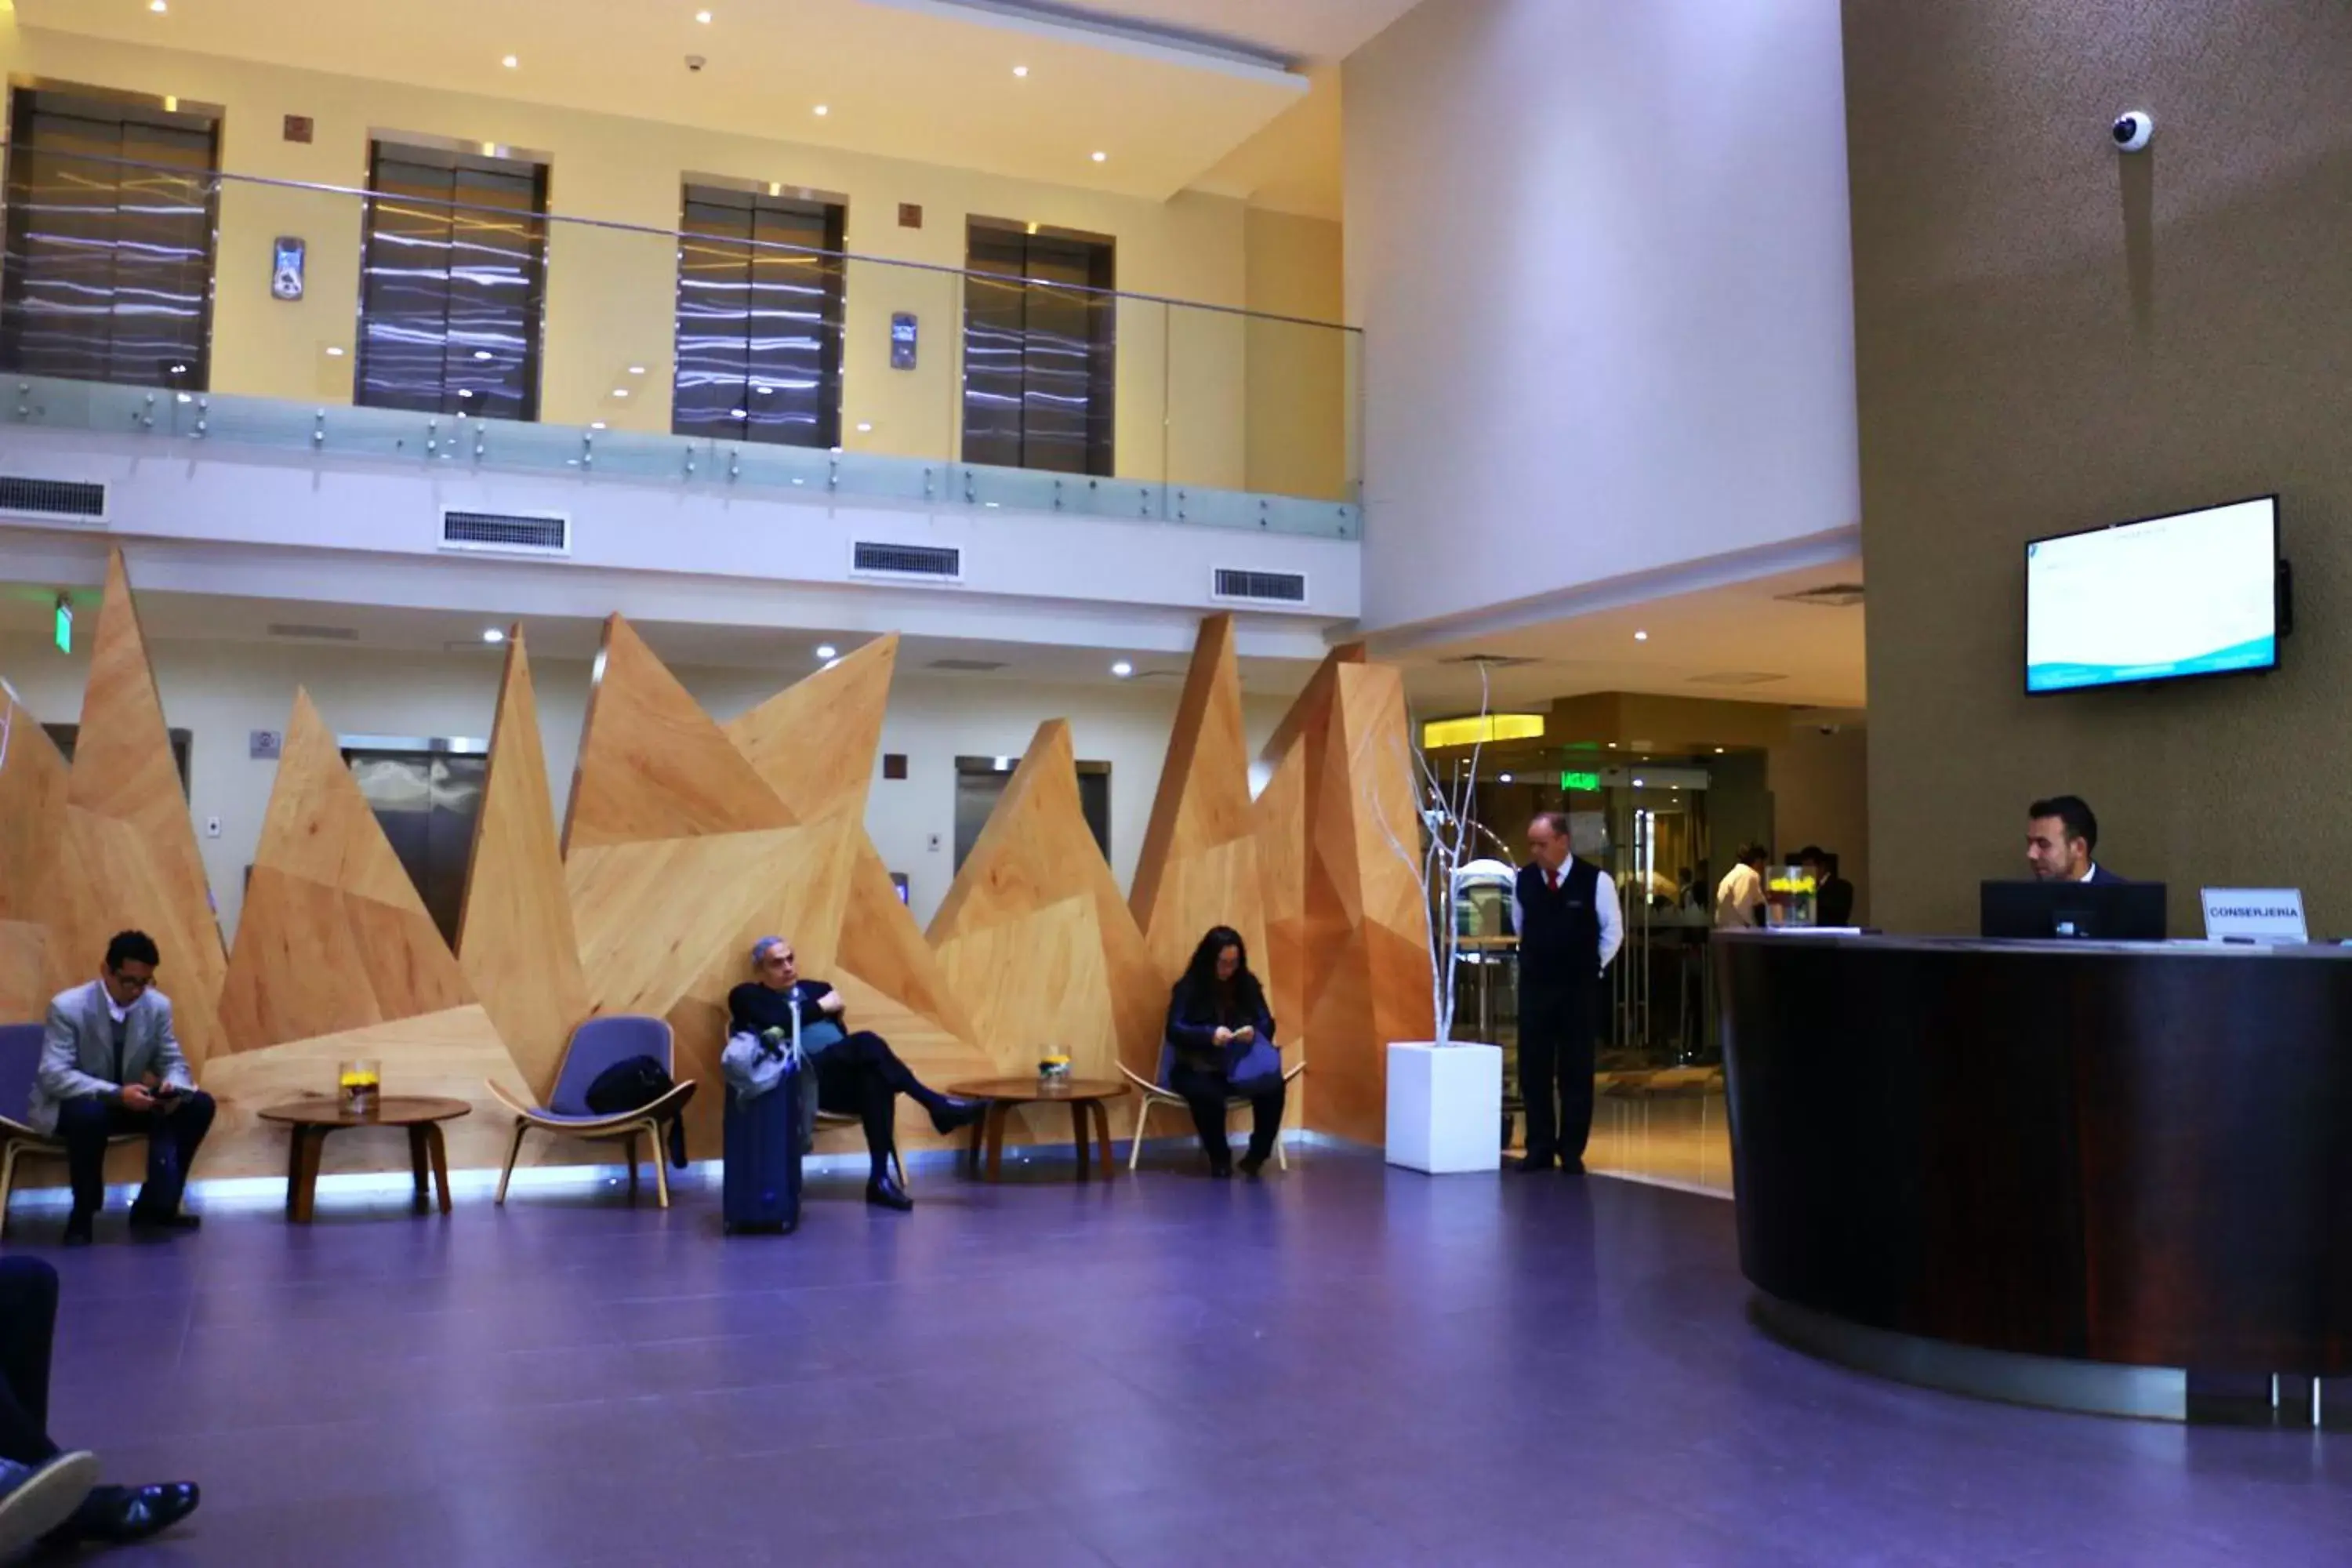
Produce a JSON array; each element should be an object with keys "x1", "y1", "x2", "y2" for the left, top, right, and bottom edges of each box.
[{"x1": 343, "y1": 750, "x2": 486, "y2": 948}]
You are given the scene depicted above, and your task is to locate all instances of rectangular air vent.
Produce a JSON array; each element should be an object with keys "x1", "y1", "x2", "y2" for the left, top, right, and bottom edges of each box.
[
  {"x1": 267, "y1": 622, "x2": 359, "y2": 642},
  {"x1": 1686, "y1": 671, "x2": 1789, "y2": 687},
  {"x1": 441, "y1": 508, "x2": 569, "y2": 556},
  {"x1": 1212, "y1": 568, "x2": 1308, "y2": 604},
  {"x1": 926, "y1": 657, "x2": 1006, "y2": 673},
  {"x1": 1774, "y1": 582, "x2": 1865, "y2": 608},
  {"x1": 1439, "y1": 653, "x2": 1541, "y2": 670},
  {"x1": 853, "y1": 542, "x2": 962, "y2": 581},
  {"x1": 0, "y1": 476, "x2": 106, "y2": 523}
]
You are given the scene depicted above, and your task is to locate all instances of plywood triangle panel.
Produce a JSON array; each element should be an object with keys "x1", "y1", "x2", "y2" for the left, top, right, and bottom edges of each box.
[
  {"x1": 219, "y1": 689, "x2": 476, "y2": 1051},
  {"x1": 1131, "y1": 615, "x2": 1270, "y2": 1011},
  {"x1": 562, "y1": 615, "x2": 793, "y2": 853},
  {"x1": 930, "y1": 720, "x2": 1163, "y2": 1083},
  {"x1": 0, "y1": 681, "x2": 71, "y2": 1022},
  {"x1": 456, "y1": 631, "x2": 590, "y2": 1104},
  {"x1": 724, "y1": 635, "x2": 897, "y2": 826},
  {"x1": 55, "y1": 553, "x2": 228, "y2": 1066}
]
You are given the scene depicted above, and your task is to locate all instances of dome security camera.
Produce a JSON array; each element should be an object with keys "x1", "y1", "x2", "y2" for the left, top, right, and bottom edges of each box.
[
  {"x1": 685, "y1": 53, "x2": 707, "y2": 72},
  {"x1": 2111, "y1": 111, "x2": 2154, "y2": 153}
]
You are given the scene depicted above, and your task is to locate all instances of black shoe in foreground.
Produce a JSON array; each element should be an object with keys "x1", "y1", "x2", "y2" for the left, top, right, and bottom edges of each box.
[
  {"x1": 67, "y1": 1482, "x2": 201, "y2": 1546},
  {"x1": 1236, "y1": 1151, "x2": 1269, "y2": 1178},
  {"x1": 865, "y1": 1173, "x2": 914, "y2": 1212},
  {"x1": 1512, "y1": 1152, "x2": 1556, "y2": 1173},
  {"x1": 927, "y1": 1096, "x2": 985, "y2": 1136},
  {"x1": 60, "y1": 1212, "x2": 94, "y2": 1247},
  {"x1": 1561, "y1": 1157, "x2": 1587, "y2": 1176},
  {"x1": 0, "y1": 1452, "x2": 100, "y2": 1559},
  {"x1": 128, "y1": 1208, "x2": 201, "y2": 1236}
]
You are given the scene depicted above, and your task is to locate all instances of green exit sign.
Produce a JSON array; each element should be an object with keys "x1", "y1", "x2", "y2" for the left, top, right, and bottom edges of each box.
[
  {"x1": 52, "y1": 596, "x2": 71, "y2": 655},
  {"x1": 1562, "y1": 770, "x2": 1601, "y2": 793}
]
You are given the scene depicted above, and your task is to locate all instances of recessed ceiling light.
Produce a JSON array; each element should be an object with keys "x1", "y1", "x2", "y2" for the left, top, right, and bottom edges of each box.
[
  {"x1": 1111, "y1": 660, "x2": 1134, "y2": 678},
  {"x1": 815, "y1": 644, "x2": 838, "y2": 661},
  {"x1": 1633, "y1": 778, "x2": 1646, "y2": 787},
  {"x1": 855, "y1": 421, "x2": 873, "y2": 433},
  {"x1": 1091, "y1": 151, "x2": 1107, "y2": 163},
  {"x1": 325, "y1": 345, "x2": 344, "y2": 357},
  {"x1": 481, "y1": 628, "x2": 507, "y2": 644},
  {"x1": 695, "y1": 9, "x2": 713, "y2": 21},
  {"x1": 1498, "y1": 772, "x2": 1513, "y2": 784},
  {"x1": 628, "y1": 365, "x2": 646, "y2": 376},
  {"x1": 1607, "y1": 742, "x2": 1618, "y2": 750},
  {"x1": 457, "y1": 388, "x2": 474, "y2": 397},
  {"x1": 612, "y1": 387, "x2": 630, "y2": 398},
  {"x1": 590, "y1": 420, "x2": 607, "y2": 430},
  {"x1": 814, "y1": 104, "x2": 829, "y2": 117},
  {"x1": 149, "y1": 0, "x2": 167, "y2": 11},
  {"x1": 1013, "y1": 65, "x2": 1029, "y2": 77},
  {"x1": 472, "y1": 350, "x2": 492, "y2": 361},
  {"x1": 1634, "y1": 630, "x2": 1649, "y2": 641},
  {"x1": 502, "y1": 54, "x2": 519, "y2": 68},
  {"x1": 730, "y1": 408, "x2": 747, "y2": 419}
]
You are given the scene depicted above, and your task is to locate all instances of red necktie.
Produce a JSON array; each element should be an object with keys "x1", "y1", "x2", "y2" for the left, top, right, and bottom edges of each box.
[{"x1": 1548, "y1": 869, "x2": 1559, "y2": 893}]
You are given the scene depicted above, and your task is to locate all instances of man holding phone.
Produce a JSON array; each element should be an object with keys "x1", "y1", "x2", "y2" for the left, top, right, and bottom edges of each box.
[{"x1": 31, "y1": 932, "x2": 215, "y2": 1247}]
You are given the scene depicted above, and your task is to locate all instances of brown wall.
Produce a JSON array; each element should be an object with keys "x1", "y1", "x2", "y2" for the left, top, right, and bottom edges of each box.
[
  {"x1": 1769, "y1": 725, "x2": 1871, "y2": 925},
  {"x1": 1848, "y1": 0, "x2": 2352, "y2": 934}
]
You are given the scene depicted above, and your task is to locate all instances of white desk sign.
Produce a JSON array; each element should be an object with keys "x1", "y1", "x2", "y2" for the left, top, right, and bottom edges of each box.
[{"x1": 2200, "y1": 887, "x2": 2308, "y2": 943}]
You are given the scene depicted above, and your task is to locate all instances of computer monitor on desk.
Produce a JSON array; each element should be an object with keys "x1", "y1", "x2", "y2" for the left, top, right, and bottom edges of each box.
[{"x1": 1980, "y1": 880, "x2": 2168, "y2": 941}]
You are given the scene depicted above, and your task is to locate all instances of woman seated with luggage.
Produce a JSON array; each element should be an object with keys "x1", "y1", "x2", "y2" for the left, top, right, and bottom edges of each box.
[
  {"x1": 727, "y1": 937, "x2": 982, "y2": 1211},
  {"x1": 1163, "y1": 926, "x2": 1287, "y2": 1178}
]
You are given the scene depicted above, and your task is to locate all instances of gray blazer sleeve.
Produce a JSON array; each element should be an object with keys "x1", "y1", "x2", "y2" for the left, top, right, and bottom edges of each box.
[
  {"x1": 152, "y1": 997, "x2": 194, "y2": 1091},
  {"x1": 38, "y1": 997, "x2": 118, "y2": 1105}
]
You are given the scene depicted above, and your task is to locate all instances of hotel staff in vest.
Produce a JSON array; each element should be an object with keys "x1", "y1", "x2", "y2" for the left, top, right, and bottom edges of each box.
[{"x1": 1512, "y1": 812, "x2": 1624, "y2": 1174}]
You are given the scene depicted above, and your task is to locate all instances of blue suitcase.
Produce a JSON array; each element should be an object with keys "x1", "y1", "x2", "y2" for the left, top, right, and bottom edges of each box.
[{"x1": 722, "y1": 1059, "x2": 804, "y2": 1235}]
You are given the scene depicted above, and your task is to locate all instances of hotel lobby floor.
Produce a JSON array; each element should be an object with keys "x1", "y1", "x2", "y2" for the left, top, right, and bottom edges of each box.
[{"x1": 24, "y1": 1146, "x2": 2351, "y2": 1566}]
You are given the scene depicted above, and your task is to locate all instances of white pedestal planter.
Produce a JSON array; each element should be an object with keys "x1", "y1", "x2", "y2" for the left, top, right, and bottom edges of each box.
[{"x1": 1385, "y1": 1041, "x2": 1504, "y2": 1174}]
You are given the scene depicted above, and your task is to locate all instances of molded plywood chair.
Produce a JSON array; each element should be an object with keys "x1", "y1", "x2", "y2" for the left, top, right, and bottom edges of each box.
[
  {"x1": 488, "y1": 1015, "x2": 695, "y2": 1208},
  {"x1": 0, "y1": 1023, "x2": 140, "y2": 1237},
  {"x1": 1122, "y1": 1042, "x2": 1306, "y2": 1172}
]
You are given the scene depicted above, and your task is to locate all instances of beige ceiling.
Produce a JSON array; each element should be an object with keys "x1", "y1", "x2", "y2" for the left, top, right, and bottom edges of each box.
[
  {"x1": 1393, "y1": 562, "x2": 1870, "y2": 717},
  {"x1": 24, "y1": 0, "x2": 1370, "y2": 206}
]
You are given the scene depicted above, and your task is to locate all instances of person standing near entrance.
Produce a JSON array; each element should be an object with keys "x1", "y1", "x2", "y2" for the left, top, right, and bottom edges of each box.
[{"x1": 1512, "y1": 813, "x2": 1623, "y2": 1174}]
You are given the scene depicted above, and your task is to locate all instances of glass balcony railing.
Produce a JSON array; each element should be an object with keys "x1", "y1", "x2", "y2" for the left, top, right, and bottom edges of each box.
[{"x1": 0, "y1": 152, "x2": 1362, "y2": 540}]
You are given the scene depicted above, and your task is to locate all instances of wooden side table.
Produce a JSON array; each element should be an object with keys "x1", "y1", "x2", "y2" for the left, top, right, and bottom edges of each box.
[
  {"x1": 943, "y1": 1077, "x2": 1128, "y2": 1183},
  {"x1": 256, "y1": 1095, "x2": 472, "y2": 1222}
]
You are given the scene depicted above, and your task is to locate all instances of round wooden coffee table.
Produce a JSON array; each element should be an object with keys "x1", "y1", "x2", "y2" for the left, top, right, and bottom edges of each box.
[
  {"x1": 944, "y1": 1077, "x2": 1129, "y2": 1183},
  {"x1": 258, "y1": 1095, "x2": 471, "y2": 1222}
]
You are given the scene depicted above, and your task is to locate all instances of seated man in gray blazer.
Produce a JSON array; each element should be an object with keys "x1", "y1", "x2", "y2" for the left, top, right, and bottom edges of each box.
[{"x1": 33, "y1": 931, "x2": 214, "y2": 1247}]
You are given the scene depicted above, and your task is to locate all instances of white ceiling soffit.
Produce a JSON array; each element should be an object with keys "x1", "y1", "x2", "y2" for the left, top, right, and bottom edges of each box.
[
  {"x1": 18, "y1": 0, "x2": 1310, "y2": 202},
  {"x1": 1061, "y1": 0, "x2": 1428, "y2": 61}
]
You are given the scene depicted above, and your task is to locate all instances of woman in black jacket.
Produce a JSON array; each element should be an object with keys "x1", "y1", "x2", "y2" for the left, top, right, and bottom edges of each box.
[{"x1": 1163, "y1": 926, "x2": 1286, "y2": 1178}]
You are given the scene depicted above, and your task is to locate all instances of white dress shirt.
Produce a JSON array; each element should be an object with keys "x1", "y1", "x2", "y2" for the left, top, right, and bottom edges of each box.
[
  {"x1": 1715, "y1": 863, "x2": 1766, "y2": 929},
  {"x1": 1511, "y1": 861, "x2": 1624, "y2": 975}
]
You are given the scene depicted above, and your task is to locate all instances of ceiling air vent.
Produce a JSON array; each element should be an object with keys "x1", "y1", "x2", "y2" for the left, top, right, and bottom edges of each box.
[
  {"x1": 0, "y1": 476, "x2": 106, "y2": 523},
  {"x1": 1438, "y1": 653, "x2": 1541, "y2": 670},
  {"x1": 1775, "y1": 581, "x2": 1864, "y2": 608},
  {"x1": 440, "y1": 508, "x2": 569, "y2": 556},
  {"x1": 853, "y1": 541, "x2": 963, "y2": 582},
  {"x1": 1212, "y1": 568, "x2": 1307, "y2": 604},
  {"x1": 267, "y1": 622, "x2": 359, "y2": 642},
  {"x1": 926, "y1": 657, "x2": 1007, "y2": 673},
  {"x1": 1687, "y1": 671, "x2": 1788, "y2": 688}
]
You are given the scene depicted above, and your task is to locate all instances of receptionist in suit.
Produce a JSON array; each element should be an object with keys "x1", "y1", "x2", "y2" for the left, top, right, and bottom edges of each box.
[{"x1": 2025, "y1": 796, "x2": 2123, "y2": 884}]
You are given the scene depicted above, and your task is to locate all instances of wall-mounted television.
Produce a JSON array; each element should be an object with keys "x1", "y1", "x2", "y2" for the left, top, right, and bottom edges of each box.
[{"x1": 2025, "y1": 494, "x2": 2284, "y2": 694}]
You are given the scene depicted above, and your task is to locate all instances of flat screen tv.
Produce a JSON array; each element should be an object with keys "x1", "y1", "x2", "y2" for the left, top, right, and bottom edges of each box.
[{"x1": 2025, "y1": 494, "x2": 2282, "y2": 694}]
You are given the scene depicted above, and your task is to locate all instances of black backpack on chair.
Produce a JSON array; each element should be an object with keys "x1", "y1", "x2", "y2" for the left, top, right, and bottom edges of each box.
[{"x1": 583, "y1": 1054, "x2": 691, "y2": 1167}]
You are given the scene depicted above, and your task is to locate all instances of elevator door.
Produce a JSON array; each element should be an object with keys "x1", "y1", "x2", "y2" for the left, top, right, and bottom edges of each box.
[{"x1": 343, "y1": 747, "x2": 486, "y2": 948}]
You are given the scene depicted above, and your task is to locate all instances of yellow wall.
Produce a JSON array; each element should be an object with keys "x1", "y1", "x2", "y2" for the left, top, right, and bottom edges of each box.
[
  {"x1": 1243, "y1": 207, "x2": 1350, "y2": 501},
  {"x1": 0, "y1": 21, "x2": 1349, "y2": 491}
]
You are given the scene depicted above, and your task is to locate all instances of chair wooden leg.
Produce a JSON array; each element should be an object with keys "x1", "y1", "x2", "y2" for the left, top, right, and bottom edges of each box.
[
  {"x1": 624, "y1": 1133, "x2": 641, "y2": 1201},
  {"x1": 1093, "y1": 1100, "x2": 1114, "y2": 1178},
  {"x1": 426, "y1": 1124, "x2": 452, "y2": 1215},
  {"x1": 495, "y1": 1120, "x2": 528, "y2": 1205},
  {"x1": 648, "y1": 1122, "x2": 672, "y2": 1210},
  {"x1": 406, "y1": 1124, "x2": 431, "y2": 1203},
  {"x1": 0, "y1": 1141, "x2": 19, "y2": 1240},
  {"x1": 892, "y1": 1145, "x2": 909, "y2": 1190},
  {"x1": 1071, "y1": 1102, "x2": 1091, "y2": 1183},
  {"x1": 1128, "y1": 1096, "x2": 1149, "y2": 1172},
  {"x1": 1274, "y1": 1125, "x2": 1289, "y2": 1171}
]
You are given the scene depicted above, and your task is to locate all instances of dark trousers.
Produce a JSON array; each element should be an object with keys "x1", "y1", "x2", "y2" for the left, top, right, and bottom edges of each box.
[
  {"x1": 54, "y1": 1091, "x2": 216, "y2": 1219},
  {"x1": 813, "y1": 1032, "x2": 935, "y2": 1176},
  {"x1": 1168, "y1": 1062, "x2": 1287, "y2": 1165},
  {"x1": 1519, "y1": 982, "x2": 1595, "y2": 1162},
  {"x1": 0, "y1": 1257, "x2": 60, "y2": 1466}
]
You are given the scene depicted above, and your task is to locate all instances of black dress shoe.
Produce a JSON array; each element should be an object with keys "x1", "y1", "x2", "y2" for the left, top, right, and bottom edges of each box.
[
  {"x1": 60, "y1": 1212, "x2": 93, "y2": 1247},
  {"x1": 128, "y1": 1208, "x2": 201, "y2": 1236},
  {"x1": 865, "y1": 1173, "x2": 914, "y2": 1212},
  {"x1": 1236, "y1": 1151, "x2": 1269, "y2": 1178},
  {"x1": 1561, "y1": 1157, "x2": 1587, "y2": 1176},
  {"x1": 1207, "y1": 1156, "x2": 1233, "y2": 1179},
  {"x1": 927, "y1": 1096, "x2": 985, "y2": 1136},
  {"x1": 1512, "y1": 1152, "x2": 1557, "y2": 1173},
  {"x1": 68, "y1": 1482, "x2": 200, "y2": 1545}
]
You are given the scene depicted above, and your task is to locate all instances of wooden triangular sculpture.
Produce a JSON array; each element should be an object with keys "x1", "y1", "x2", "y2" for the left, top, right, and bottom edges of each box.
[
  {"x1": 53, "y1": 553, "x2": 230, "y2": 1066},
  {"x1": 0, "y1": 681, "x2": 71, "y2": 1023},
  {"x1": 206, "y1": 688, "x2": 530, "y2": 1179},
  {"x1": 1255, "y1": 646, "x2": 1433, "y2": 1145},
  {"x1": 929, "y1": 720, "x2": 1164, "y2": 1111},
  {"x1": 456, "y1": 630, "x2": 591, "y2": 1104},
  {"x1": 563, "y1": 615, "x2": 862, "y2": 1152}
]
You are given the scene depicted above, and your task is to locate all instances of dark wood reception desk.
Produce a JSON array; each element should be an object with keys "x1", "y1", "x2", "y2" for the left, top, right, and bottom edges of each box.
[{"x1": 1717, "y1": 931, "x2": 2352, "y2": 1422}]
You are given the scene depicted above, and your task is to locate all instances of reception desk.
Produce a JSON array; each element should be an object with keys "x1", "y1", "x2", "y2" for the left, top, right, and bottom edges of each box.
[{"x1": 1717, "y1": 931, "x2": 2352, "y2": 1422}]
